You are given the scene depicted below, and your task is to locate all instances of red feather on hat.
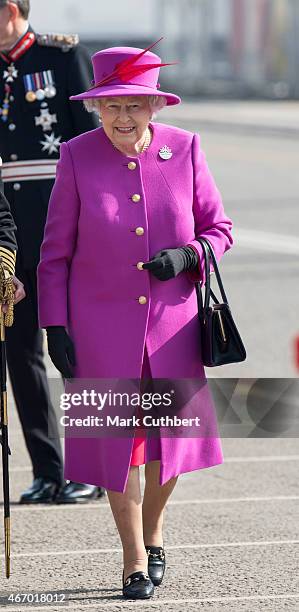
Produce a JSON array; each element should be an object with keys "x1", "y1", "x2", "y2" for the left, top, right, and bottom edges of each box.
[{"x1": 89, "y1": 37, "x2": 177, "y2": 91}]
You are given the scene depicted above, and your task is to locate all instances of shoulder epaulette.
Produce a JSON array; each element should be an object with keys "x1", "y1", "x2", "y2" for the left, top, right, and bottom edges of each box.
[{"x1": 37, "y1": 33, "x2": 79, "y2": 52}]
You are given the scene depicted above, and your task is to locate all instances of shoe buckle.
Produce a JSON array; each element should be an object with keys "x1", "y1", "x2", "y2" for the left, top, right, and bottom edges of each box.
[
  {"x1": 147, "y1": 549, "x2": 165, "y2": 560},
  {"x1": 124, "y1": 572, "x2": 149, "y2": 586}
]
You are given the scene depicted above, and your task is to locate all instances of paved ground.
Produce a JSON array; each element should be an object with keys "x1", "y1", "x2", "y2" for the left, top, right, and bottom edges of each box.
[
  {"x1": 1, "y1": 410, "x2": 299, "y2": 611},
  {"x1": 1, "y1": 102, "x2": 299, "y2": 610}
]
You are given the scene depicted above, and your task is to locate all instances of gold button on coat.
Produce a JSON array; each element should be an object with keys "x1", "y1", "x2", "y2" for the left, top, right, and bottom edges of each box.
[
  {"x1": 132, "y1": 194, "x2": 141, "y2": 202},
  {"x1": 128, "y1": 162, "x2": 137, "y2": 170},
  {"x1": 135, "y1": 227, "x2": 144, "y2": 236},
  {"x1": 138, "y1": 296, "x2": 147, "y2": 305},
  {"x1": 137, "y1": 262, "x2": 144, "y2": 270}
]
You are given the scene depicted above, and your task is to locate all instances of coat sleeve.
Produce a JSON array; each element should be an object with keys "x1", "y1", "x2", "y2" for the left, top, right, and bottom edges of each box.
[
  {"x1": 186, "y1": 133, "x2": 234, "y2": 284},
  {"x1": 37, "y1": 141, "x2": 80, "y2": 328},
  {"x1": 67, "y1": 45, "x2": 99, "y2": 135},
  {"x1": 0, "y1": 179, "x2": 17, "y2": 275}
]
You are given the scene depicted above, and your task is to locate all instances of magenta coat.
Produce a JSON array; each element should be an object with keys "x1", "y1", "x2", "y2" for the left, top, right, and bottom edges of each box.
[{"x1": 37, "y1": 121, "x2": 233, "y2": 492}]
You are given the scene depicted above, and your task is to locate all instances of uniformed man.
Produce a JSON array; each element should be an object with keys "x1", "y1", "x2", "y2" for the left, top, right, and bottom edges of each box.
[{"x1": 0, "y1": 0, "x2": 105, "y2": 503}]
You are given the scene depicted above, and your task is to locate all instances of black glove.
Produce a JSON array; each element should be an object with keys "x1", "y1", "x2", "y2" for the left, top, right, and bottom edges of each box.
[
  {"x1": 46, "y1": 326, "x2": 76, "y2": 379},
  {"x1": 142, "y1": 246, "x2": 198, "y2": 281}
]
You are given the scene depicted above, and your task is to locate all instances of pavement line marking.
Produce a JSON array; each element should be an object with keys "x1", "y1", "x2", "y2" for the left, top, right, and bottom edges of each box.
[
  {"x1": 4, "y1": 454, "x2": 299, "y2": 474},
  {"x1": 224, "y1": 455, "x2": 299, "y2": 462},
  {"x1": 163, "y1": 496, "x2": 299, "y2": 505},
  {"x1": 7, "y1": 495, "x2": 299, "y2": 512},
  {"x1": 234, "y1": 227, "x2": 299, "y2": 255},
  {"x1": 3, "y1": 539, "x2": 299, "y2": 559},
  {"x1": 1, "y1": 594, "x2": 299, "y2": 611}
]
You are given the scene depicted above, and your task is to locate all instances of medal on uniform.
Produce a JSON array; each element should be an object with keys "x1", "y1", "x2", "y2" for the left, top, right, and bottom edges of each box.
[
  {"x1": 40, "y1": 132, "x2": 62, "y2": 155},
  {"x1": 44, "y1": 84, "x2": 57, "y2": 99},
  {"x1": 25, "y1": 91, "x2": 36, "y2": 102},
  {"x1": 35, "y1": 89, "x2": 45, "y2": 101},
  {"x1": 24, "y1": 73, "x2": 38, "y2": 102},
  {"x1": 35, "y1": 108, "x2": 57, "y2": 132},
  {"x1": 3, "y1": 63, "x2": 18, "y2": 83},
  {"x1": 159, "y1": 145, "x2": 173, "y2": 160},
  {"x1": 0, "y1": 84, "x2": 11, "y2": 122},
  {"x1": 1, "y1": 64, "x2": 18, "y2": 122},
  {"x1": 23, "y1": 69, "x2": 56, "y2": 103}
]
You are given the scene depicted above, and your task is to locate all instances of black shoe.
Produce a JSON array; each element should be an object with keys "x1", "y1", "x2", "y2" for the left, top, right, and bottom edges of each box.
[
  {"x1": 19, "y1": 477, "x2": 60, "y2": 504},
  {"x1": 55, "y1": 481, "x2": 105, "y2": 504},
  {"x1": 145, "y1": 546, "x2": 166, "y2": 586},
  {"x1": 122, "y1": 570, "x2": 154, "y2": 599}
]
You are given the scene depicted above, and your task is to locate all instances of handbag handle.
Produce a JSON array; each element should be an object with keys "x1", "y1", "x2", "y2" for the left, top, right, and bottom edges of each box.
[
  {"x1": 200, "y1": 239, "x2": 211, "y2": 312},
  {"x1": 195, "y1": 239, "x2": 210, "y2": 321},
  {"x1": 195, "y1": 237, "x2": 229, "y2": 308}
]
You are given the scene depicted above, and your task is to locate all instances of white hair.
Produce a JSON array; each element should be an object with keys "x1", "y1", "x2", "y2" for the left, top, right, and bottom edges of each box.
[{"x1": 83, "y1": 95, "x2": 167, "y2": 120}]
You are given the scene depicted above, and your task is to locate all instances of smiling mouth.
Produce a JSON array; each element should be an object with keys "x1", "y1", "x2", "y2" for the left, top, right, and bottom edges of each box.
[{"x1": 115, "y1": 127, "x2": 136, "y2": 133}]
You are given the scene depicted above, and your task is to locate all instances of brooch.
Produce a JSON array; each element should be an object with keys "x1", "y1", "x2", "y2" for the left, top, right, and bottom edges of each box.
[{"x1": 159, "y1": 145, "x2": 172, "y2": 160}]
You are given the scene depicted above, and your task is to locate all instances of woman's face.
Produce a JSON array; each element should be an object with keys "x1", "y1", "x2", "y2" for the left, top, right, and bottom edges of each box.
[{"x1": 99, "y1": 96, "x2": 152, "y2": 149}]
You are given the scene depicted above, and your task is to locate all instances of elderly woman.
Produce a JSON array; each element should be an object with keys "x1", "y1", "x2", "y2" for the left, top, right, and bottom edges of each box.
[{"x1": 38, "y1": 42, "x2": 233, "y2": 600}]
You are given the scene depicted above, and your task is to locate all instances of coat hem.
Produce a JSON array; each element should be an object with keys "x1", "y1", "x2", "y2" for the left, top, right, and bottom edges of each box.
[{"x1": 64, "y1": 454, "x2": 224, "y2": 492}]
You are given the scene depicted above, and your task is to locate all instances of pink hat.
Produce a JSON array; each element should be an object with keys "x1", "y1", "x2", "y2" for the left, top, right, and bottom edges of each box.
[{"x1": 70, "y1": 39, "x2": 181, "y2": 106}]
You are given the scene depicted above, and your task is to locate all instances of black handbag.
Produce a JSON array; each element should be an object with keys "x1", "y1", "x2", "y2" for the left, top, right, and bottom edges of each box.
[{"x1": 195, "y1": 237, "x2": 246, "y2": 366}]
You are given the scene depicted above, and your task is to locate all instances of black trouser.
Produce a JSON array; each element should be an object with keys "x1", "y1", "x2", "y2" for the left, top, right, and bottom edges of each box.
[{"x1": 5, "y1": 265, "x2": 64, "y2": 487}]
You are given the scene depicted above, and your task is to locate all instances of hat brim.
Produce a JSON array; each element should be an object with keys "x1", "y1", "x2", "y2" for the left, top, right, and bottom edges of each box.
[{"x1": 70, "y1": 84, "x2": 181, "y2": 106}]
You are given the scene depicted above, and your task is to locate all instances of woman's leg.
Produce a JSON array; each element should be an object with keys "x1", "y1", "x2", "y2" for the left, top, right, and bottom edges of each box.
[
  {"x1": 141, "y1": 346, "x2": 179, "y2": 545},
  {"x1": 142, "y1": 461, "x2": 178, "y2": 547},
  {"x1": 106, "y1": 466, "x2": 148, "y2": 581}
]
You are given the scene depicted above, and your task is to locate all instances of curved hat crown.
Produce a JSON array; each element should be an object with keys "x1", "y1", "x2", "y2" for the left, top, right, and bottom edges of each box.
[{"x1": 91, "y1": 47, "x2": 163, "y2": 90}]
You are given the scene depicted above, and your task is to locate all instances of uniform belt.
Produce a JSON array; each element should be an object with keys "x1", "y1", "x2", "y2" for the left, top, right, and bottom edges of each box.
[{"x1": 1, "y1": 160, "x2": 58, "y2": 182}]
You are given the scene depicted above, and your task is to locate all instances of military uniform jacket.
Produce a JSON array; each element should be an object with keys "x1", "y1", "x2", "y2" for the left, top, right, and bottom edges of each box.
[
  {"x1": 0, "y1": 182, "x2": 17, "y2": 274},
  {"x1": 0, "y1": 26, "x2": 98, "y2": 268}
]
